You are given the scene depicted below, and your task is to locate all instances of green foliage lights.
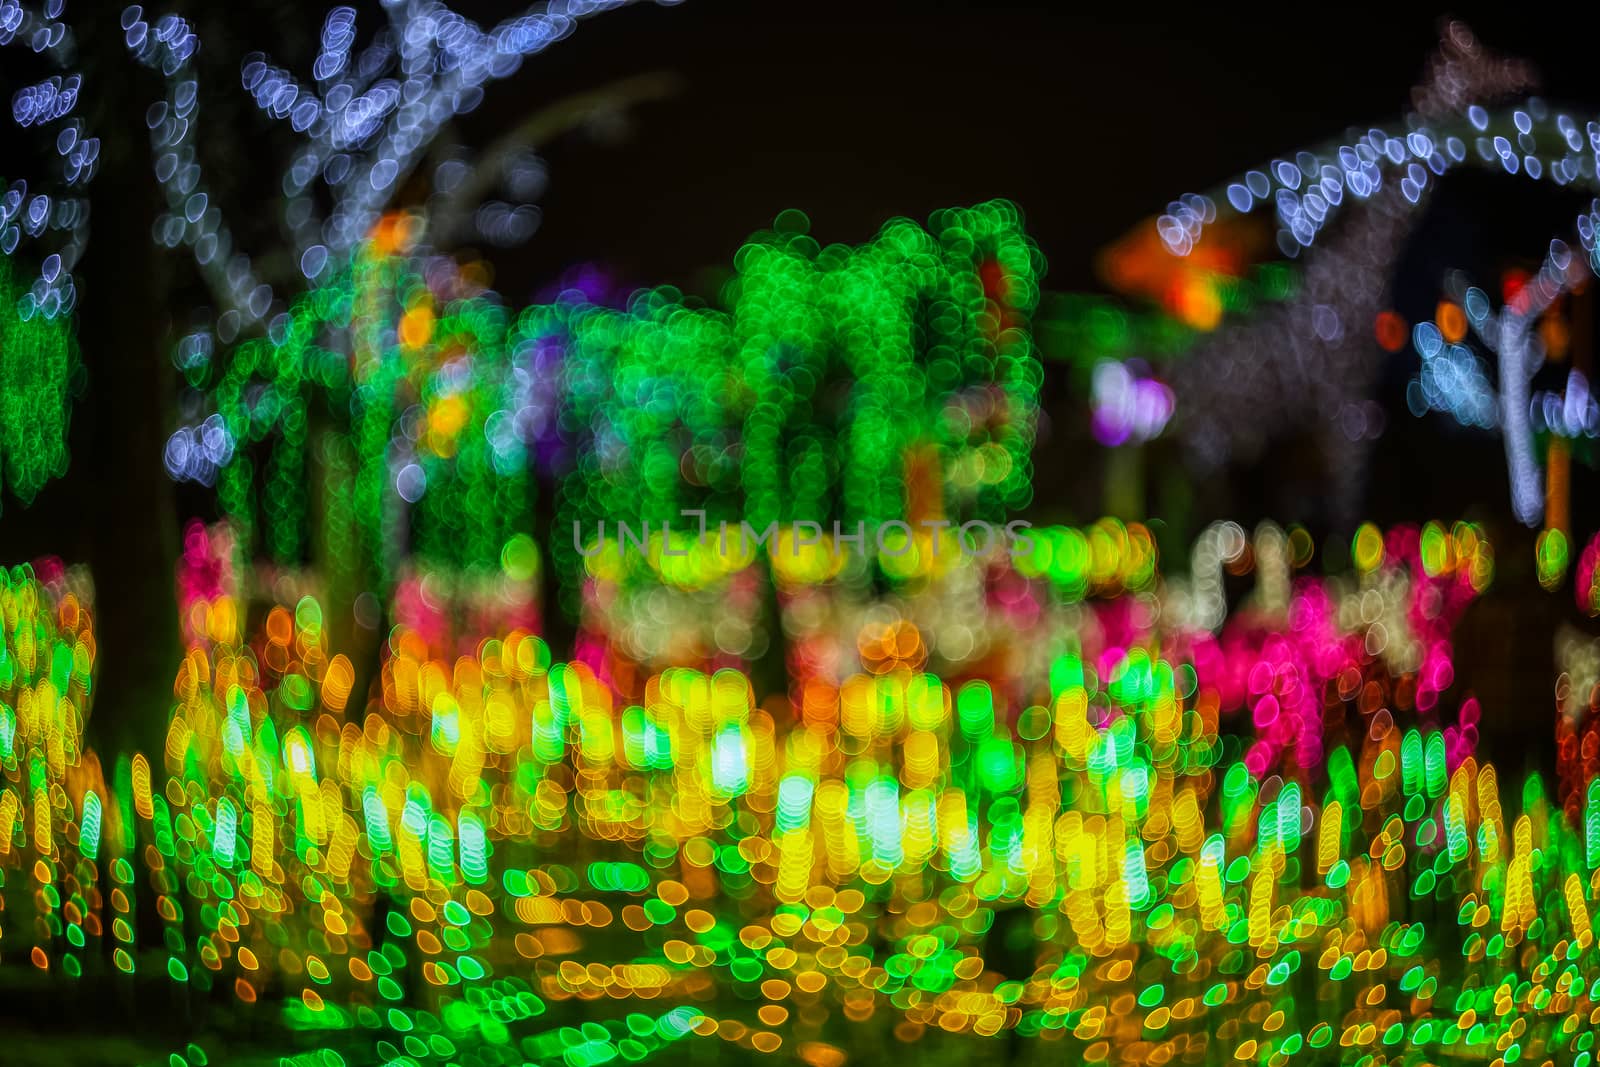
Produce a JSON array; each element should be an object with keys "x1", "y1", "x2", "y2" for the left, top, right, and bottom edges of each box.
[
  {"x1": 0, "y1": 256, "x2": 74, "y2": 509},
  {"x1": 551, "y1": 200, "x2": 1045, "y2": 601},
  {"x1": 209, "y1": 233, "x2": 531, "y2": 587},
  {"x1": 196, "y1": 202, "x2": 1043, "y2": 612}
]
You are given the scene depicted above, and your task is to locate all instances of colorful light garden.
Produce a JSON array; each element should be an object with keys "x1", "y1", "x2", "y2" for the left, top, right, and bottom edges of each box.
[
  {"x1": 8, "y1": 6, "x2": 1600, "y2": 1066},
  {"x1": 9, "y1": 514, "x2": 1600, "y2": 1067}
]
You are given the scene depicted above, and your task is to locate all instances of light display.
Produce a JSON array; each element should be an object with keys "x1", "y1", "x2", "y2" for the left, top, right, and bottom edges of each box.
[
  {"x1": 0, "y1": 1, "x2": 89, "y2": 509},
  {"x1": 13, "y1": 9, "x2": 1600, "y2": 1065},
  {"x1": 1140, "y1": 22, "x2": 1600, "y2": 522},
  {"x1": 0, "y1": 0, "x2": 652, "y2": 529},
  {"x1": 133, "y1": 0, "x2": 641, "y2": 352},
  {"x1": 555, "y1": 202, "x2": 1042, "y2": 601},
  {"x1": 6, "y1": 521, "x2": 1600, "y2": 1067},
  {"x1": 0, "y1": 563, "x2": 98, "y2": 981},
  {"x1": 1407, "y1": 242, "x2": 1585, "y2": 525},
  {"x1": 0, "y1": 0, "x2": 95, "y2": 320},
  {"x1": 149, "y1": 0, "x2": 653, "y2": 519},
  {"x1": 188, "y1": 202, "x2": 1041, "y2": 632},
  {"x1": 0, "y1": 254, "x2": 73, "y2": 509},
  {"x1": 193, "y1": 220, "x2": 532, "y2": 588}
]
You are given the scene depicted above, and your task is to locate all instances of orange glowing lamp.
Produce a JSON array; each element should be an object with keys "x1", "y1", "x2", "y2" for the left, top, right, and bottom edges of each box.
[{"x1": 1097, "y1": 215, "x2": 1266, "y2": 332}]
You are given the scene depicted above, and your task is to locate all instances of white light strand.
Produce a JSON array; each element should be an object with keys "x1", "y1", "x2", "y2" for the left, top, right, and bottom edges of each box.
[
  {"x1": 1, "y1": 0, "x2": 97, "y2": 321},
  {"x1": 1156, "y1": 23, "x2": 1600, "y2": 525},
  {"x1": 124, "y1": 5, "x2": 275, "y2": 343},
  {"x1": 130, "y1": 2, "x2": 640, "y2": 355},
  {"x1": 1423, "y1": 240, "x2": 1585, "y2": 526},
  {"x1": 132, "y1": 0, "x2": 647, "y2": 482},
  {"x1": 1494, "y1": 242, "x2": 1580, "y2": 525},
  {"x1": 1181, "y1": 24, "x2": 1544, "y2": 263},
  {"x1": 254, "y1": 0, "x2": 637, "y2": 282},
  {"x1": 1405, "y1": 231, "x2": 1590, "y2": 527}
]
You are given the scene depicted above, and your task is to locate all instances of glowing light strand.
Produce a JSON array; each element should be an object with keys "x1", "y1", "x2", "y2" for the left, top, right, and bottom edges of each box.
[
  {"x1": 252, "y1": 0, "x2": 640, "y2": 279},
  {"x1": 0, "y1": 0, "x2": 96, "y2": 320},
  {"x1": 1154, "y1": 24, "x2": 1600, "y2": 520}
]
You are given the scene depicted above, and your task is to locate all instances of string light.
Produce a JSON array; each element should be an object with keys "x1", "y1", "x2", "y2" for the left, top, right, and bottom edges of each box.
[
  {"x1": 0, "y1": 0, "x2": 94, "y2": 320},
  {"x1": 15, "y1": 15, "x2": 1600, "y2": 1067},
  {"x1": 1147, "y1": 23, "x2": 1600, "y2": 522},
  {"x1": 191, "y1": 200, "x2": 1042, "y2": 633},
  {"x1": 123, "y1": 0, "x2": 648, "y2": 366},
  {"x1": 1406, "y1": 241, "x2": 1586, "y2": 525},
  {"x1": 10, "y1": 519, "x2": 1600, "y2": 1065},
  {"x1": 0, "y1": 254, "x2": 74, "y2": 507}
]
